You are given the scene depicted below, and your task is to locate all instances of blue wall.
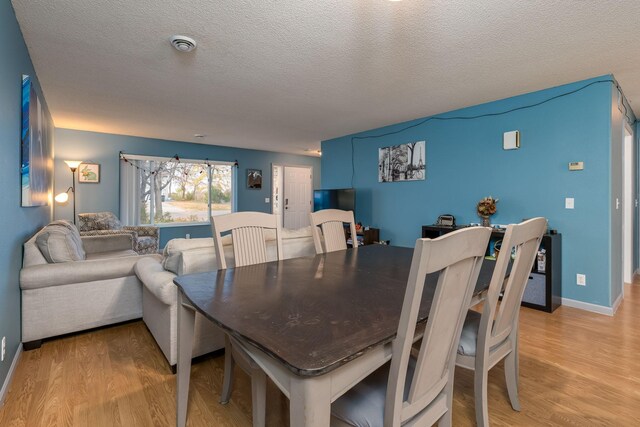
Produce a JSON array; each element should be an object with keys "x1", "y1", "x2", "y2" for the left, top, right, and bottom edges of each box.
[
  {"x1": 322, "y1": 76, "x2": 616, "y2": 307},
  {"x1": 0, "y1": 2, "x2": 53, "y2": 390},
  {"x1": 54, "y1": 129, "x2": 321, "y2": 247}
]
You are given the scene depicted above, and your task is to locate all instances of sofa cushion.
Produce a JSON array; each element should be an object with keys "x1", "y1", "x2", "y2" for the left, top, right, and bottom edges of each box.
[
  {"x1": 78, "y1": 212, "x2": 123, "y2": 232},
  {"x1": 137, "y1": 236, "x2": 158, "y2": 254},
  {"x1": 163, "y1": 238, "x2": 215, "y2": 274},
  {"x1": 86, "y1": 249, "x2": 139, "y2": 260},
  {"x1": 35, "y1": 220, "x2": 86, "y2": 263}
]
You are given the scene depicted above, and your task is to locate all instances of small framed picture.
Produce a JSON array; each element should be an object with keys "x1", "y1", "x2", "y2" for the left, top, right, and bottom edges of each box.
[
  {"x1": 247, "y1": 169, "x2": 262, "y2": 189},
  {"x1": 78, "y1": 163, "x2": 100, "y2": 183}
]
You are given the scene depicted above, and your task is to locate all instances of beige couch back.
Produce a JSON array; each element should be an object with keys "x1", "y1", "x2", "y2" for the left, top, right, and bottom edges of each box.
[
  {"x1": 163, "y1": 226, "x2": 317, "y2": 275},
  {"x1": 23, "y1": 232, "x2": 48, "y2": 267}
]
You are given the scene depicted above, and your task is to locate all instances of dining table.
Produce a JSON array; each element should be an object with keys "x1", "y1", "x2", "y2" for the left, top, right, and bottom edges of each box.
[{"x1": 173, "y1": 244, "x2": 495, "y2": 427}]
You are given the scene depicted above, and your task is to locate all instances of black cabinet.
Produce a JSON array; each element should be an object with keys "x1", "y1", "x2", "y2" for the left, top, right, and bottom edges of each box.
[{"x1": 421, "y1": 225, "x2": 561, "y2": 313}]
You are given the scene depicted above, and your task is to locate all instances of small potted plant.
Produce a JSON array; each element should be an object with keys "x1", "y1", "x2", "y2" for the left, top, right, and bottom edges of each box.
[{"x1": 477, "y1": 196, "x2": 498, "y2": 227}]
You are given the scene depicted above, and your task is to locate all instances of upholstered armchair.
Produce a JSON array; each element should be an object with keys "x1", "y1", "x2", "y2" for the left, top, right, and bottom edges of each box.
[{"x1": 78, "y1": 212, "x2": 159, "y2": 255}]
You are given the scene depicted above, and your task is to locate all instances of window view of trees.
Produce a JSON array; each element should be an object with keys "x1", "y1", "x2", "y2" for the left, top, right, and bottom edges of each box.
[{"x1": 138, "y1": 160, "x2": 233, "y2": 225}]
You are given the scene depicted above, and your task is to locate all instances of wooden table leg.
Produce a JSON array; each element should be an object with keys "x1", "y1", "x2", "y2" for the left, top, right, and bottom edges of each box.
[
  {"x1": 289, "y1": 374, "x2": 331, "y2": 427},
  {"x1": 177, "y1": 291, "x2": 195, "y2": 427}
]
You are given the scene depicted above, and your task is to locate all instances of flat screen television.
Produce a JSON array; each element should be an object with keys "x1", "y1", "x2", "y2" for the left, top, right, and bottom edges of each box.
[{"x1": 313, "y1": 189, "x2": 356, "y2": 216}]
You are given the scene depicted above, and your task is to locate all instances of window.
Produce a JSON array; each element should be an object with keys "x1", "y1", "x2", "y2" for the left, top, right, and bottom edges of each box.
[{"x1": 120, "y1": 154, "x2": 235, "y2": 226}]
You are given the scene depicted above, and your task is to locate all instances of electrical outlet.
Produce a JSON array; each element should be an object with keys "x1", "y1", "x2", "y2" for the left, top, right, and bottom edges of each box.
[
  {"x1": 576, "y1": 274, "x2": 586, "y2": 286},
  {"x1": 185, "y1": 234, "x2": 191, "y2": 239},
  {"x1": 1, "y1": 336, "x2": 5, "y2": 362},
  {"x1": 265, "y1": 197, "x2": 270, "y2": 203}
]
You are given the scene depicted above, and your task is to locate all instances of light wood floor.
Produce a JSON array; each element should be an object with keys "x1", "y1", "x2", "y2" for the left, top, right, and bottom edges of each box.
[{"x1": 2, "y1": 285, "x2": 640, "y2": 426}]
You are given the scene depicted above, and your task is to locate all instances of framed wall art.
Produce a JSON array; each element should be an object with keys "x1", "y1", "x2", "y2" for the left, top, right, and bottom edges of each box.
[
  {"x1": 247, "y1": 169, "x2": 262, "y2": 189},
  {"x1": 378, "y1": 140, "x2": 425, "y2": 183},
  {"x1": 21, "y1": 74, "x2": 53, "y2": 206},
  {"x1": 78, "y1": 163, "x2": 100, "y2": 183}
]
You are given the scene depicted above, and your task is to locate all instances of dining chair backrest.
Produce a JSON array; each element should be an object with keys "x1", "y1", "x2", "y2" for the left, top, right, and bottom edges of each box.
[
  {"x1": 309, "y1": 209, "x2": 358, "y2": 254},
  {"x1": 481, "y1": 217, "x2": 547, "y2": 350},
  {"x1": 385, "y1": 226, "x2": 491, "y2": 426},
  {"x1": 211, "y1": 212, "x2": 283, "y2": 270}
]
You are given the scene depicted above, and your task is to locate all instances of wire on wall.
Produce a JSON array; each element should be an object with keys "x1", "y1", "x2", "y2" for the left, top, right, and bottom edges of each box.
[{"x1": 349, "y1": 79, "x2": 633, "y2": 187}]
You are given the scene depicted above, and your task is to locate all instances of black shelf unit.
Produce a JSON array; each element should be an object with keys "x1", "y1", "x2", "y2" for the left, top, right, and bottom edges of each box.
[
  {"x1": 421, "y1": 225, "x2": 561, "y2": 313},
  {"x1": 346, "y1": 227, "x2": 380, "y2": 248}
]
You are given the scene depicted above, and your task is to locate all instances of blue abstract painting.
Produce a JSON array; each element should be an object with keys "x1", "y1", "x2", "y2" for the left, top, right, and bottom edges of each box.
[{"x1": 21, "y1": 74, "x2": 51, "y2": 207}]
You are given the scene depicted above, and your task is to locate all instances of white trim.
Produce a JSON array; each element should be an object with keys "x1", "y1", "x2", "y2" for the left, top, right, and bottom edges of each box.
[
  {"x1": 0, "y1": 345, "x2": 22, "y2": 407},
  {"x1": 612, "y1": 292, "x2": 624, "y2": 315},
  {"x1": 561, "y1": 297, "x2": 615, "y2": 316}
]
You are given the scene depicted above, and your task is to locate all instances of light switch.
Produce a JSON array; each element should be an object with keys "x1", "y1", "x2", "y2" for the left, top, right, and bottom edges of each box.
[
  {"x1": 565, "y1": 198, "x2": 574, "y2": 209},
  {"x1": 265, "y1": 197, "x2": 270, "y2": 203}
]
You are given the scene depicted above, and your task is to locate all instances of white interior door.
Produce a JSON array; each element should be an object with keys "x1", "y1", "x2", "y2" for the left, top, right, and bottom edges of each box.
[
  {"x1": 623, "y1": 128, "x2": 634, "y2": 283},
  {"x1": 283, "y1": 166, "x2": 312, "y2": 229}
]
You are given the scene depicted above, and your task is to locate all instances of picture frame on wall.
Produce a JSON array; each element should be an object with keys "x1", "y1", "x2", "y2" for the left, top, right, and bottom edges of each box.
[
  {"x1": 78, "y1": 163, "x2": 100, "y2": 183},
  {"x1": 378, "y1": 140, "x2": 426, "y2": 183},
  {"x1": 247, "y1": 169, "x2": 262, "y2": 189}
]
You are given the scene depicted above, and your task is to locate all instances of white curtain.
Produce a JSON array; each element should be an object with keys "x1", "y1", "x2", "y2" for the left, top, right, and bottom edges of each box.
[{"x1": 119, "y1": 158, "x2": 140, "y2": 225}]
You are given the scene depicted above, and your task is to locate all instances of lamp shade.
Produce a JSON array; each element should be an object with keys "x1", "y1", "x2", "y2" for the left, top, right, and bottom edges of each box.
[
  {"x1": 64, "y1": 160, "x2": 82, "y2": 170},
  {"x1": 55, "y1": 192, "x2": 69, "y2": 203}
]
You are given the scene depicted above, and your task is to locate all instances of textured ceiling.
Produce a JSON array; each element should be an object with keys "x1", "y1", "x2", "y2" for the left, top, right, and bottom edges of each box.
[{"x1": 11, "y1": 0, "x2": 640, "y2": 155}]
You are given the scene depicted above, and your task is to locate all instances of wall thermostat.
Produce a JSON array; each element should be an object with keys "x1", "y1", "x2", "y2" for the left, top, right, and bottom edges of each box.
[{"x1": 569, "y1": 161, "x2": 584, "y2": 171}]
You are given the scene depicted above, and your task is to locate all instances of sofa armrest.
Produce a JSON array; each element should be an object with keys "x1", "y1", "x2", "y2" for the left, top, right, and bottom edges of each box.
[
  {"x1": 20, "y1": 254, "x2": 155, "y2": 290},
  {"x1": 81, "y1": 234, "x2": 134, "y2": 253},
  {"x1": 135, "y1": 257, "x2": 177, "y2": 306},
  {"x1": 124, "y1": 225, "x2": 158, "y2": 238}
]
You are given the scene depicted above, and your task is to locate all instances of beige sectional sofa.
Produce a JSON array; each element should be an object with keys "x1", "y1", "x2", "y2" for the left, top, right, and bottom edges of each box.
[
  {"x1": 135, "y1": 226, "x2": 316, "y2": 370},
  {"x1": 20, "y1": 220, "x2": 161, "y2": 349}
]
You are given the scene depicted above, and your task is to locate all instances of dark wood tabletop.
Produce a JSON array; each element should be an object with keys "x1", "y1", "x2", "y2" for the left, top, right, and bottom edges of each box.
[{"x1": 174, "y1": 245, "x2": 494, "y2": 377}]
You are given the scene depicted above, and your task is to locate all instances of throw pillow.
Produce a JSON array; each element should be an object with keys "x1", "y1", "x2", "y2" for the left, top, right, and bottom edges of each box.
[{"x1": 36, "y1": 220, "x2": 87, "y2": 263}]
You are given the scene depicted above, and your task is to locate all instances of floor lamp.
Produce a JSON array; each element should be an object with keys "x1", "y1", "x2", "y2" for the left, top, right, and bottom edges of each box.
[{"x1": 55, "y1": 160, "x2": 82, "y2": 224}]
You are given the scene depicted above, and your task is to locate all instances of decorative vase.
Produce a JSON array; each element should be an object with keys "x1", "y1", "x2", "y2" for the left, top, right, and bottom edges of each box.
[{"x1": 481, "y1": 215, "x2": 491, "y2": 227}]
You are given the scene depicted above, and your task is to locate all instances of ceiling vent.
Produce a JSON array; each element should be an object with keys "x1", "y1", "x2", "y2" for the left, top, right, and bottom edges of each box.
[{"x1": 170, "y1": 35, "x2": 197, "y2": 53}]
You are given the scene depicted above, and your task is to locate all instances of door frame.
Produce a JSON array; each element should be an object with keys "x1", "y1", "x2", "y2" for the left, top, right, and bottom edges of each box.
[
  {"x1": 622, "y1": 123, "x2": 635, "y2": 287},
  {"x1": 271, "y1": 163, "x2": 314, "y2": 227}
]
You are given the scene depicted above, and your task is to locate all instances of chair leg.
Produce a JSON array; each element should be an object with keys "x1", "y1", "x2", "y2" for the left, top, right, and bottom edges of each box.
[
  {"x1": 474, "y1": 367, "x2": 490, "y2": 427},
  {"x1": 251, "y1": 369, "x2": 267, "y2": 427},
  {"x1": 504, "y1": 350, "x2": 521, "y2": 411},
  {"x1": 220, "y1": 336, "x2": 235, "y2": 404},
  {"x1": 438, "y1": 410, "x2": 452, "y2": 427},
  {"x1": 438, "y1": 381, "x2": 454, "y2": 427}
]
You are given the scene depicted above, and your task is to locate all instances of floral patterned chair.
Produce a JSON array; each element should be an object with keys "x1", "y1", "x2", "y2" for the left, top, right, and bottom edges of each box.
[{"x1": 78, "y1": 212, "x2": 159, "y2": 255}]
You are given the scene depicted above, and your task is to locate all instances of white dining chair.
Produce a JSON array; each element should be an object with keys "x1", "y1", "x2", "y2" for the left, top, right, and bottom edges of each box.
[
  {"x1": 211, "y1": 211, "x2": 283, "y2": 427},
  {"x1": 456, "y1": 217, "x2": 546, "y2": 427},
  {"x1": 309, "y1": 209, "x2": 358, "y2": 254},
  {"x1": 331, "y1": 226, "x2": 492, "y2": 427}
]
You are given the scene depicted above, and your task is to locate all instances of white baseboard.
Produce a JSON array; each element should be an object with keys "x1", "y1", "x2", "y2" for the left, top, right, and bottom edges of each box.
[
  {"x1": 0, "y1": 344, "x2": 22, "y2": 407},
  {"x1": 561, "y1": 297, "x2": 616, "y2": 316},
  {"x1": 611, "y1": 292, "x2": 624, "y2": 315}
]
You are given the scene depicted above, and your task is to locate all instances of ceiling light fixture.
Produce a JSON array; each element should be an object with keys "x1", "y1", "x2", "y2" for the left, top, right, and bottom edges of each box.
[
  {"x1": 194, "y1": 134, "x2": 206, "y2": 138},
  {"x1": 170, "y1": 35, "x2": 197, "y2": 53}
]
